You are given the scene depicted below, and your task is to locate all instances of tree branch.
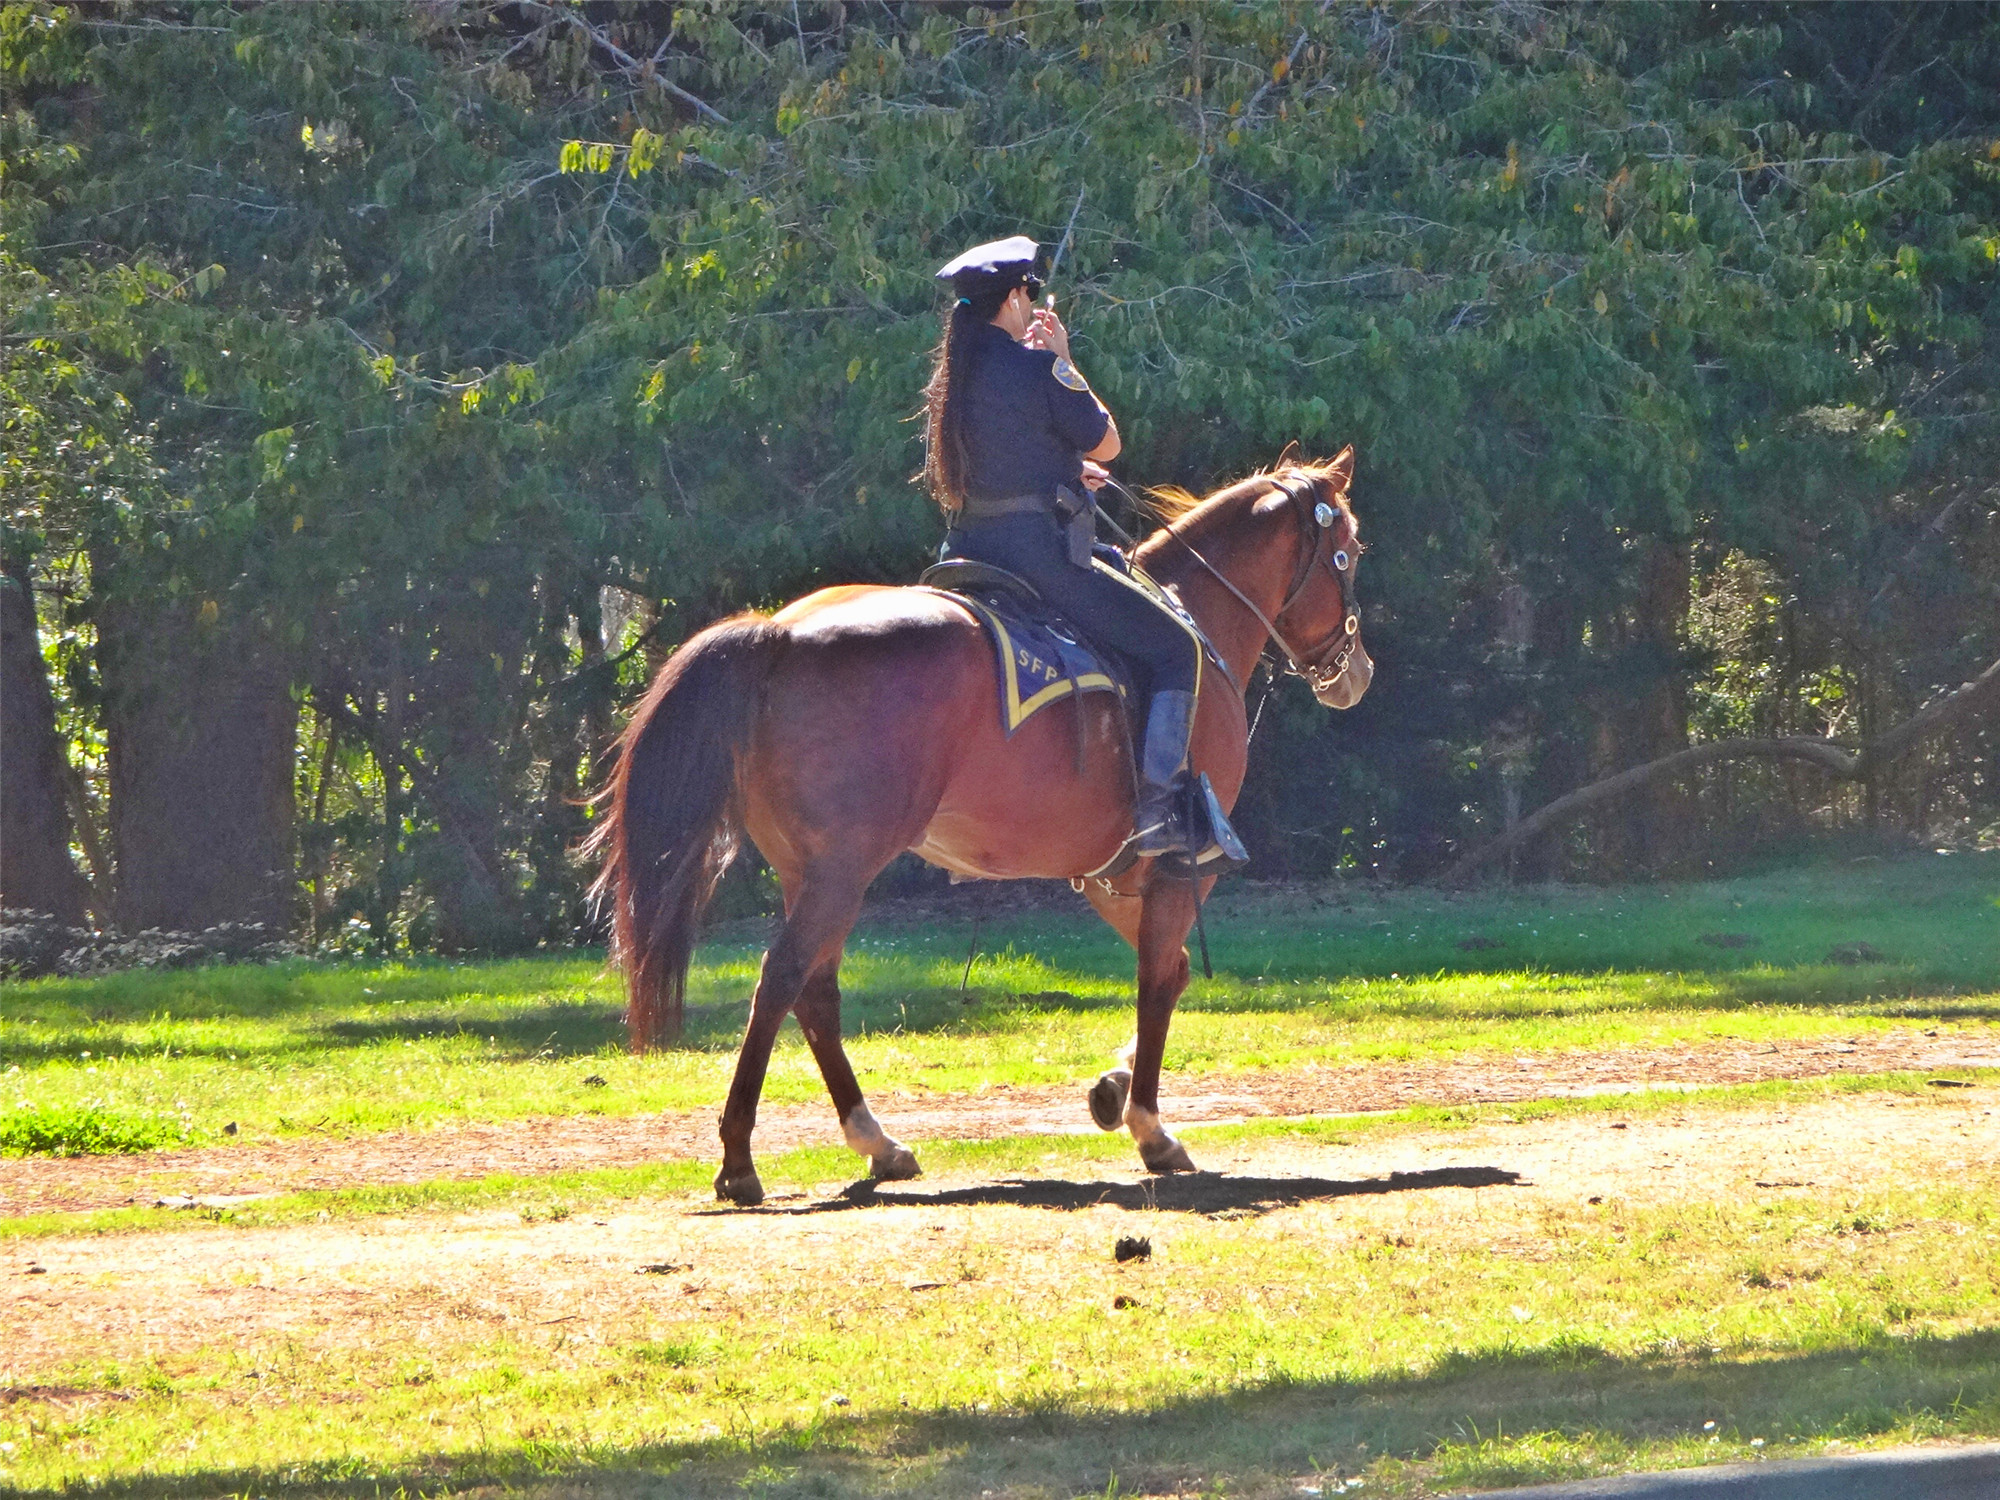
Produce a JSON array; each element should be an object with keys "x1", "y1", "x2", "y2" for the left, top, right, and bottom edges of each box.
[
  {"x1": 526, "y1": 3, "x2": 731, "y2": 126},
  {"x1": 1243, "y1": 29, "x2": 1311, "y2": 127},
  {"x1": 1438, "y1": 654, "x2": 2000, "y2": 884},
  {"x1": 1862, "y1": 653, "x2": 2000, "y2": 768},
  {"x1": 1868, "y1": 488, "x2": 1979, "y2": 613}
]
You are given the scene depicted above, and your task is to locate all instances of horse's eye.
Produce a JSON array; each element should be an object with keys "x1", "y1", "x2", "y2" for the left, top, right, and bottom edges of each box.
[{"x1": 1333, "y1": 549, "x2": 1350, "y2": 571}]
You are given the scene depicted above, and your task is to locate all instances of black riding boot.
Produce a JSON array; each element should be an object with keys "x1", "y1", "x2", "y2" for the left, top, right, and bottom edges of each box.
[{"x1": 1132, "y1": 689, "x2": 1196, "y2": 857}]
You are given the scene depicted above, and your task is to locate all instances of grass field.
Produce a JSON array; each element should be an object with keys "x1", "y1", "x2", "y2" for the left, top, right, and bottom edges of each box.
[
  {"x1": 2, "y1": 853, "x2": 1998, "y2": 1498},
  {"x1": 3, "y1": 854, "x2": 1995, "y2": 1150},
  {"x1": 3, "y1": 1081, "x2": 1998, "y2": 1498}
]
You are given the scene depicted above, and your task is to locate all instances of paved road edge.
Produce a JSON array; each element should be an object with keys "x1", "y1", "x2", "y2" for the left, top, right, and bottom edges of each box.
[{"x1": 1452, "y1": 1439, "x2": 2000, "y2": 1499}]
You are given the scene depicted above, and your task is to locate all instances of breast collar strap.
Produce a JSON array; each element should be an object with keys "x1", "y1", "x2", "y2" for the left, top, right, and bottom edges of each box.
[{"x1": 1159, "y1": 475, "x2": 1360, "y2": 697}]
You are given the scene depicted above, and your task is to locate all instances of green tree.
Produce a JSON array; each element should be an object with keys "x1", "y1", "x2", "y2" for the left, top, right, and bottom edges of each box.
[{"x1": 4, "y1": 1, "x2": 1994, "y2": 944}]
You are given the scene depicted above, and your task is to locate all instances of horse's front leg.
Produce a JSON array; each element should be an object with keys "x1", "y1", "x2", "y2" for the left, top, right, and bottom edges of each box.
[
  {"x1": 795, "y1": 964, "x2": 919, "y2": 1182},
  {"x1": 1124, "y1": 872, "x2": 1201, "y2": 1174},
  {"x1": 1079, "y1": 883, "x2": 1142, "y2": 1133}
]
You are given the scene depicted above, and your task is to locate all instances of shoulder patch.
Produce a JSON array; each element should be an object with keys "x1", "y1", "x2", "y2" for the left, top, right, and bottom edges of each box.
[{"x1": 1050, "y1": 356, "x2": 1090, "y2": 392}]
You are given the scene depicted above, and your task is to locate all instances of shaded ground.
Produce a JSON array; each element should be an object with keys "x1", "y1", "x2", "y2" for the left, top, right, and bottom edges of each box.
[
  {"x1": 5, "y1": 1028, "x2": 1996, "y2": 1216},
  {"x1": 4, "y1": 1088, "x2": 1993, "y2": 1374}
]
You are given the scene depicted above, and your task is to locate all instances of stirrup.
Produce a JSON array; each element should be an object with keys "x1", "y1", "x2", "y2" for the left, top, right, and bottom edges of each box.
[
  {"x1": 1189, "y1": 773, "x2": 1250, "y2": 872},
  {"x1": 1133, "y1": 774, "x2": 1248, "y2": 870}
]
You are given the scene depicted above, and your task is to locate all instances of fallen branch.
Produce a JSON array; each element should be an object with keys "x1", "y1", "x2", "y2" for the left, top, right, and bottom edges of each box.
[{"x1": 1439, "y1": 654, "x2": 2000, "y2": 884}]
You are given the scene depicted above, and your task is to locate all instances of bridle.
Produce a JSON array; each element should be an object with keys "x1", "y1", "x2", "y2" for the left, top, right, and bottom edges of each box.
[{"x1": 1158, "y1": 473, "x2": 1362, "y2": 698}]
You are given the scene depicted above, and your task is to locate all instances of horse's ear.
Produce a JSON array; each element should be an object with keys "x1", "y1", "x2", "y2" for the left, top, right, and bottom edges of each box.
[
  {"x1": 1327, "y1": 444, "x2": 1355, "y2": 489},
  {"x1": 1277, "y1": 439, "x2": 1303, "y2": 468}
]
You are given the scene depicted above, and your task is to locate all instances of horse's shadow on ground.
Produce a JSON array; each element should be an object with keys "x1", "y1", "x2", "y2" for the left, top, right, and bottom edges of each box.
[{"x1": 709, "y1": 1165, "x2": 1523, "y2": 1218}]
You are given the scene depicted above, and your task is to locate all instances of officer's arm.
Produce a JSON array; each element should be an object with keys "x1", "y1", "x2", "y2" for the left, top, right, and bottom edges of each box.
[
  {"x1": 1044, "y1": 345, "x2": 1119, "y2": 461},
  {"x1": 1085, "y1": 413, "x2": 1121, "y2": 463},
  {"x1": 1034, "y1": 305, "x2": 1122, "y2": 462}
]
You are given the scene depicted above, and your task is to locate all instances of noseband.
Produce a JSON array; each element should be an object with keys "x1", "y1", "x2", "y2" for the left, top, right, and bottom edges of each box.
[{"x1": 1161, "y1": 475, "x2": 1362, "y2": 697}]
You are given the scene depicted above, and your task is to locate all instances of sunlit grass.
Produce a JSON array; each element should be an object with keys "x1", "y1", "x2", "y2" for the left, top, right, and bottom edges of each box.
[
  {"x1": 2, "y1": 856, "x2": 1992, "y2": 1498},
  {"x1": 0, "y1": 1101, "x2": 182, "y2": 1157},
  {"x1": 1, "y1": 854, "x2": 1993, "y2": 1147}
]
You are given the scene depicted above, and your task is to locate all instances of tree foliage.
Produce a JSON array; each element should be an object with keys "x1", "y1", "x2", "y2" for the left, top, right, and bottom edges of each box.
[{"x1": 3, "y1": 1, "x2": 1996, "y2": 942}]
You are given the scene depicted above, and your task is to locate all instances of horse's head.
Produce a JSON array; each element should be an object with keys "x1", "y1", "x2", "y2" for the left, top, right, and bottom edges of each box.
[{"x1": 1260, "y1": 446, "x2": 1373, "y2": 709}]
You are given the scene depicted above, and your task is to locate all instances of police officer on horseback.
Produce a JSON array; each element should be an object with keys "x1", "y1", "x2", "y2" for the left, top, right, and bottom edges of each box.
[{"x1": 924, "y1": 235, "x2": 1224, "y2": 861}]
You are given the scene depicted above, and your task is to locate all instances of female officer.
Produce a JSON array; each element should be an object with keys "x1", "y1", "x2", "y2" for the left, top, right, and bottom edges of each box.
[{"x1": 923, "y1": 235, "x2": 1225, "y2": 861}]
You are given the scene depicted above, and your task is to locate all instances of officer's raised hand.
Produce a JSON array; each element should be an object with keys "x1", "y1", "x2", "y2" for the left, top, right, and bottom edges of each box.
[{"x1": 1024, "y1": 302, "x2": 1073, "y2": 362}]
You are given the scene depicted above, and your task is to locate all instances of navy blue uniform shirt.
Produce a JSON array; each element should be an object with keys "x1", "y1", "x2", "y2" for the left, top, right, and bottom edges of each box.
[{"x1": 958, "y1": 321, "x2": 1109, "y2": 504}]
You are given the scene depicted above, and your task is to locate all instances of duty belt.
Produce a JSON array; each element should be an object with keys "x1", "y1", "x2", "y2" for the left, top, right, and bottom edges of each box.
[
  {"x1": 957, "y1": 492, "x2": 1056, "y2": 520},
  {"x1": 960, "y1": 486, "x2": 1096, "y2": 566}
]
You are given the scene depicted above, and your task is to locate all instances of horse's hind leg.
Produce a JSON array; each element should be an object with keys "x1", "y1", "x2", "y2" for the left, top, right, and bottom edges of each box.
[
  {"x1": 795, "y1": 965, "x2": 919, "y2": 1183},
  {"x1": 715, "y1": 881, "x2": 864, "y2": 1205}
]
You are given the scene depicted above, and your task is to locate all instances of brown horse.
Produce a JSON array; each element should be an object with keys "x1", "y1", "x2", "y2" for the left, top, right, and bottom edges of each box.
[{"x1": 589, "y1": 448, "x2": 1371, "y2": 1204}]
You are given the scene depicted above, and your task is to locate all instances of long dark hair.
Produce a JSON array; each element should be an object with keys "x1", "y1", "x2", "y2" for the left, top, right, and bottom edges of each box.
[{"x1": 922, "y1": 275, "x2": 1015, "y2": 513}]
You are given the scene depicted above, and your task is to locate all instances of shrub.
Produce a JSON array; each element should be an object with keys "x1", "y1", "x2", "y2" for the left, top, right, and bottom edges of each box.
[{"x1": 0, "y1": 909, "x2": 297, "y2": 980}]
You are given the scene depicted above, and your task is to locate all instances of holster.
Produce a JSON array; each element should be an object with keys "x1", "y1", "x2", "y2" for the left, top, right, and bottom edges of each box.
[{"x1": 1054, "y1": 484, "x2": 1095, "y2": 567}]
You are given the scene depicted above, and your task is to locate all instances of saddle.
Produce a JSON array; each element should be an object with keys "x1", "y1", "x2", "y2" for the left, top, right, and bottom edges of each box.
[
  {"x1": 917, "y1": 558, "x2": 1136, "y2": 739},
  {"x1": 918, "y1": 558, "x2": 1249, "y2": 883}
]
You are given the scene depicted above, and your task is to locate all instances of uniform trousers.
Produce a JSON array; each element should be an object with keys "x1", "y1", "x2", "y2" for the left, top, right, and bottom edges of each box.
[{"x1": 940, "y1": 511, "x2": 1199, "y2": 697}]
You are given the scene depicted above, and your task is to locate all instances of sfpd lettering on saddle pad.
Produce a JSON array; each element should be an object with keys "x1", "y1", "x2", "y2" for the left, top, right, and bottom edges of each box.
[{"x1": 958, "y1": 594, "x2": 1126, "y2": 736}]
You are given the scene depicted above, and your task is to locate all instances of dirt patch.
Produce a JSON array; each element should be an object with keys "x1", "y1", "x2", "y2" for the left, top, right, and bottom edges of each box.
[
  {"x1": 3, "y1": 1088, "x2": 1993, "y2": 1379},
  {"x1": 2, "y1": 1028, "x2": 1995, "y2": 1216}
]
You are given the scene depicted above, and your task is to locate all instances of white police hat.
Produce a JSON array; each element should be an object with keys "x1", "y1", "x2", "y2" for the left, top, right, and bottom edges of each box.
[{"x1": 934, "y1": 235, "x2": 1041, "y2": 283}]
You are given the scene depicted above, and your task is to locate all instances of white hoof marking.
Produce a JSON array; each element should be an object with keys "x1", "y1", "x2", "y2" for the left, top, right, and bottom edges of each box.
[
  {"x1": 1126, "y1": 1103, "x2": 1196, "y2": 1173},
  {"x1": 842, "y1": 1104, "x2": 919, "y2": 1181},
  {"x1": 1124, "y1": 1103, "x2": 1172, "y2": 1152},
  {"x1": 841, "y1": 1103, "x2": 898, "y2": 1157}
]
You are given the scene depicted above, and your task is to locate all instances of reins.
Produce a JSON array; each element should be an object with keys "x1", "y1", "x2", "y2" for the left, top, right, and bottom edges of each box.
[{"x1": 1069, "y1": 470, "x2": 1361, "y2": 954}]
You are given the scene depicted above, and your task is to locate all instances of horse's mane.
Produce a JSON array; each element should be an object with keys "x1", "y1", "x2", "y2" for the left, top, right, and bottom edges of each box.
[{"x1": 1135, "y1": 451, "x2": 1358, "y2": 542}]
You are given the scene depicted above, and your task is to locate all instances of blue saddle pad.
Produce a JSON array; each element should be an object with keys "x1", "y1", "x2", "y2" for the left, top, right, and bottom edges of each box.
[{"x1": 943, "y1": 591, "x2": 1129, "y2": 737}]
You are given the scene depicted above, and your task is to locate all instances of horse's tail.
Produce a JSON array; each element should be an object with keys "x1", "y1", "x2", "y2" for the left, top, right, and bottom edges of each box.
[{"x1": 585, "y1": 614, "x2": 787, "y2": 1050}]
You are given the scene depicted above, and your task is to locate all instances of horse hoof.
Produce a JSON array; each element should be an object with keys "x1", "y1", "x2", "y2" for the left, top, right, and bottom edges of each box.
[
  {"x1": 1088, "y1": 1069, "x2": 1131, "y2": 1132},
  {"x1": 714, "y1": 1167, "x2": 765, "y2": 1206},
  {"x1": 871, "y1": 1146, "x2": 921, "y2": 1183},
  {"x1": 1140, "y1": 1138, "x2": 1197, "y2": 1175}
]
